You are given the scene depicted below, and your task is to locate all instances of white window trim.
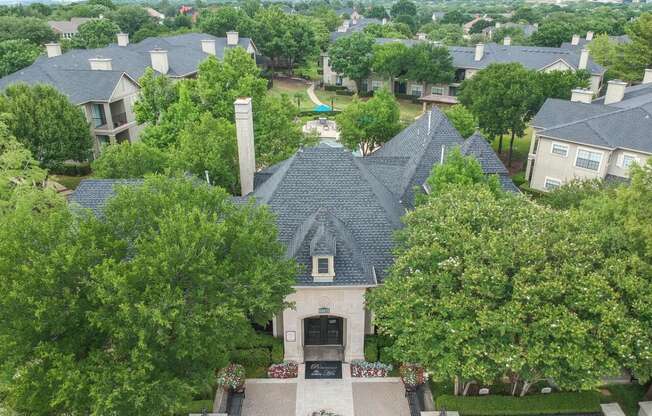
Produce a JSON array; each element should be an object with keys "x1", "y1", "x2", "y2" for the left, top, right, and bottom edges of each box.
[
  {"x1": 550, "y1": 142, "x2": 569, "y2": 157},
  {"x1": 544, "y1": 176, "x2": 562, "y2": 190},
  {"x1": 619, "y1": 153, "x2": 640, "y2": 169},
  {"x1": 574, "y1": 147, "x2": 604, "y2": 172},
  {"x1": 312, "y1": 256, "x2": 335, "y2": 282},
  {"x1": 431, "y1": 86, "x2": 445, "y2": 95}
]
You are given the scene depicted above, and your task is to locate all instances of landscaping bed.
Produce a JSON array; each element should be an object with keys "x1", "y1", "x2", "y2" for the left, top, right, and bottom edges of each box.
[
  {"x1": 600, "y1": 384, "x2": 647, "y2": 416},
  {"x1": 230, "y1": 332, "x2": 284, "y2": 378}
]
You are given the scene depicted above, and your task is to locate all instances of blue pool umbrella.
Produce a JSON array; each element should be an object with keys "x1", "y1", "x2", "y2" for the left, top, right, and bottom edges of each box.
[{"x1": 314, "y1": 104, "x2": 332, "y2": 112}]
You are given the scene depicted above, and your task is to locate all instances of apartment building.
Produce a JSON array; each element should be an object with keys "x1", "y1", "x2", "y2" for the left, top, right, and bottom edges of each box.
[
  {"x1": 322, "y1": 36, "x2": 605, "y2": 105},
  {"x1": 0, "y1": 32, "x2": 258, "y2": 155},
  {"x1": 47, "y1": 17, "x2": 92, "y2": 39},
  {"x1": 526, "y1": 70, "x2": 652, "y2": 192}
]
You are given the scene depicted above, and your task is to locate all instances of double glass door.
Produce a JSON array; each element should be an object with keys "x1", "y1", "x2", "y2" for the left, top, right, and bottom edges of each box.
[{"x1": 304, "y1": 316, "x2": 343, "y2": 346}]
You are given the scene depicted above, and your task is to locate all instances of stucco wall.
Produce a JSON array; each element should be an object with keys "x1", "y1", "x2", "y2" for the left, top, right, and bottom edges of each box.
[
  {"x1": 530, "y1": 136, "x2": 612, "y2": 191},
  {"x1": 606, "y1": 149, "x2": 650, "y2": 178},
  {"x1": 282, "y1": 286, "x2": 367, "y2": 363}
]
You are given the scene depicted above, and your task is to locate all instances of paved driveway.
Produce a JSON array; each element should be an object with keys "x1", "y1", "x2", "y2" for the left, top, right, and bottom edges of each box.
[
  {"x1": 352, "y1": 379, "x2": 411, "y2": 416},
  {"x1": 242, "y1": 380, "x2": 296, "y2": 416}
]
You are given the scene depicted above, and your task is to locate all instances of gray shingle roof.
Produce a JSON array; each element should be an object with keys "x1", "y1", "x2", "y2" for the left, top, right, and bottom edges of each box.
[
  {"x1": 0, "y1": 33, "x2": 256, "y2": 104},
  {"x1": 70, "y1": 179, "x2": 143, "y2": 216},
  {"x1": 330, "y1": 18, "x2": 382, "y2": 42},
  {"x1": 534, "y1": 83, "x2": 652, "y2": 154},
  {"x1": 460, "y1": 132, "x2": 520, "y2": 193},
  {"x1": 72, "y1": 109, "x2": 517, "y2": 287}
]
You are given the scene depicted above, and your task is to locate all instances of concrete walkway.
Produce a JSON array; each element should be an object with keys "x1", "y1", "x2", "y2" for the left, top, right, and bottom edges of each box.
[
  {"x1": 243, "y1": 379, "x2": 297, "y2": 416},
  {"x1": 296, "y1": 363, "x2": 355, "y2": 416},
  {"x1": 307, "y1": 83, "x2": 324, "y2": 106},
  {"x1": 351, "y1": 378, "x2": 411, "y2": 416}
]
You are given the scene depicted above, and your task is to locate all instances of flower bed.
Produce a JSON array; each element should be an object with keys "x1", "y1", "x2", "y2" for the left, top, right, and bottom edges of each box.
[
  {"x1": 400, "y1": 364, "x2": 426, "y2": 391},
  {"x1": 216, "y1": 363, "x2": 245, "y2": 391},
  {"x1": 350, "y1": 360, "x2": 393, "y2": 378},
  {"x1": 267, "y1": 361, "x2": 298, "y2": 378}
]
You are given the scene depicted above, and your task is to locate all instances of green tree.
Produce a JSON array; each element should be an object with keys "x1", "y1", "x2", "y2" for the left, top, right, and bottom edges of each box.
[
  {"x1": 615, "y1": 13, "x2": 652, "y2": 82},
  {"x1": 587, "y1": 33, "x2": 618, "y2": 68},
  {"x1": 198, "y1": 6, "x2": 249, "y2": 37},
  {"x1": 469, "y1": 19, "x2": 493, "y2": 35},
  {"x1": 492, "y1": 26, "x2": 527, "y2": 46},
  {"x1": 328, "y1": 32, "x2": 375, "y2": 92},
  {"x1": 0, "y1": 119, "x2": 46, "y2": 206},
  {"x1": 531, "y1": 20, "x2": 577, "y2": 47},
  {"x1": 171, "y1": 113, "x2": 238, "y2": 193},
  {"x1": 440, "y1": 10, "x2": 471, "y2": 25},
  {"x1": 140, "y1": 82, "x2": 200, "y2": 149},
  {"x1": 71, "y1": 19, "x2": 121, "y2": 49},
  {"x1": 364, "y1": 23, "x2": 408, "y2": 39},
  {"x1": 91, "y1": 141, "x2": 169, "y2": 178},
  {"x1": 108, "y1": 5, "x2": 152, "y2": 35},
  {"x1": 532, "y1": 70, "x2": 590, "y2": 108},
  {"x1": 368, "y1": 181, "x2": 649, "y2": 397},
  {"x1": 366, "y1": 5, "x2": 388, "y2": 19},
  {"x1": 133, "y1": 67, "x2": 179, "y2": 125},
  {"x1": 0, "y1": 83, "x2": 93, "y2": 167},
  {"x1": 372, "y1": 42, "x2": 410, "y2": 93},
  {"x1": 390, "y1": 0, "x2": 417, "y2": 19},
  {"x1": 0, "y1": 39, "x2": 41, "y2": 77},
  {"x1": 0, "y1": 16, "x2": 55, "y2": 44},
  {"x1": 0, "y1": 175, "x2": 297, "y2": 415},
  {"x1": 444, "y1": 104, "x2": 476, "y2": 139},
  {"x1": 458, "y1": 63, "x2": 536, "y2": 166},
  {"x1": 427, "y1": 23, "x2": 465, "y2": 46},
  {"x1": 405, "y1": 43, "x2": 454, "y2": 94},
  {"x1": 336, "y1": 88, "x2": 401, "y2": 155}
]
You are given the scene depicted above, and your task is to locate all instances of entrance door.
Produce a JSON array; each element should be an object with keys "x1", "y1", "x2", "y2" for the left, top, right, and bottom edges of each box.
[
  {"x1": 304, "y1": 316, "x2": 343, "y2": 346},
  {"x1": 394, "y1": 80, "x2": 407, "y2": 94}
]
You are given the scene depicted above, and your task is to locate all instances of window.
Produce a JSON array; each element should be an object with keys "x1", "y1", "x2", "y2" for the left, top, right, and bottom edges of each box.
[
  {"x1": 90, "y1": 104, "x2": 106, "y2": 128},
  {"x1": 544, "y1": 177, "x2": 561, "y2": 190},
  {"x1": 431, "y1": 86, "x2": 445, "y2": 95},
  {"x1": 622, "y1": 154, "x2": 639, "y2": 168},
  {"x1": 449, "y1": 86, "x2": 458, "y2": 97},
  {"x1": 361, "y1": 79, "x2": 368, "y2": 93},
  {"x1": 551, "y1": 143, "x2": 568, "y2": 157},
  {"x1": 575, "y1": 149, "x2": 602, "y2": 171},
  {"x1": 410, "y1": 84, "x2": 423, "y2": 97},
  {"x1": 335, "y1": 76, "x2": 343, "y2": 86},
  {"x1": 96, "y1": 135, "x2": 110, "y2": 148},
  {"x1": 317, "y1": 258, "x2": 329, "y2": 274},
  {"x1": 371, "y1": 80, "x2": 382, "y2": 91}
]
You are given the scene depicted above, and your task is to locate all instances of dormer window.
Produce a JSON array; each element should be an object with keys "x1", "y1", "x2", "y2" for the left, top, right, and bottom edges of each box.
[
  {"x1": 310, "y1": 223, "x2": 336, "y2": 282},
  {"x1": 312, "y1": 256, "x2": 335, "y2": 281}
]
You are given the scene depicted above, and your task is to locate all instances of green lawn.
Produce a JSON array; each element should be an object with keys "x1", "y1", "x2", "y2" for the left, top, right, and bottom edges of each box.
[
  {"x1": 489, "y1": 126, "x2": 533, "y2": 175},
  {"x1": 435, "y1": 391, "x2": 602, "y2": 415},
  {"x1": 50, "y1": 174, "x2": 90, "y2": 190},
  {"x1": 175, "y1": 399, "x2": 213, "y2": 415},
  {"x1": 601, "y1": 384, "x2": 647, "y2": 416},
  {"x1": 269, "y1": 78, "x2": 314, "y2": 111}
]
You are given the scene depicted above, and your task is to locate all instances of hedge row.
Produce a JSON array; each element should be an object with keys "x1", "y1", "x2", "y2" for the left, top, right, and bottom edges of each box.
[
  {"x1": 435, "y1": 391, "x2": 602, "y2": 416},
  {"x1": 364, "y1": 334, "x2": 396, "y2": 365},
  {"x1": 230, "y1": 332, "x2": 284, "y2": 372}
]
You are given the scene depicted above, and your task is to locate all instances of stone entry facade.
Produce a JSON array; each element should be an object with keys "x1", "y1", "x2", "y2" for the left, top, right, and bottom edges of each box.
[{"x1": 280, "y1": 287, "x2": 370, "y2": 363}]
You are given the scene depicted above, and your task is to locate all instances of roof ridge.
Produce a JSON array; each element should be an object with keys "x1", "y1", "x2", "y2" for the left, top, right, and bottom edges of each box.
[{"x1": 351, "y1": 156, "x2": 404, "y2": 229}]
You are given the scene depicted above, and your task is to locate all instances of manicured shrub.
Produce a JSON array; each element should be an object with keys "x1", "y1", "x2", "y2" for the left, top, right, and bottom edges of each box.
[
  {"x1": 230, "y1": 348, "x2": 270, "y2": 369},
  {"x1": 351, "y1": 360, "x2": 393, "y2": 377},
  {"x1": 271, "y1": 339, "x2": 284, "y2": 363},
  {"x1": 335, "y1": 89, "x2": 355, "y2": 96},
  {"x1": 267, "y1": 361, "x2": 298, "y2": 378},
  {"x1": 364, "y1": 337, "x2": 378, "y2": 362},
  {"x1": 400, "y1": 364, "x2": 426, "y2": 390},
  {"x1": 324, "y1": 85, "x2": 347, "y2": 91},
  {"x1": 434, "y1": 391, "x2": 602, "y2": 415}
]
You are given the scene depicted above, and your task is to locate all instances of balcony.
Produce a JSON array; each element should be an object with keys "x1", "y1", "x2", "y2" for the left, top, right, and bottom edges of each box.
[{"x1": 112, "y1": 112, "x2": 128, "y2": 128}]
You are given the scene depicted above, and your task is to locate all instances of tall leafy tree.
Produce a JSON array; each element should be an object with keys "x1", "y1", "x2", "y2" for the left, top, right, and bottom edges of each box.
[
  {"x1": 0, "y1": 175, "x2": 297, "y2": 415},
  {"x1": 390, "y1": 0, "x2": 417, "y2": 19},
  {"x1": 108, "y1": 5, "x2": 152, "y2": 35},
  {"x1": 427, "y1": 23, "x2": 465, "y2": 46},
  {"x1": 444, "y1": 105, "x2": 476, "y2": 139},
  {"x1": 368, "y1": 177, "x2": 650, "y2": 397},
  {"x1": 372, "y1": 42, "x2": 410, "y2": 93},
  {"x1": 531, "y1": 20, "x2": 577, "y2": 47},
  {"x1": 336, "y1": 88, "x2": 401, "y2": 155},
  {"x1": 615, "y1": 13, "x2": 652, "y2": 82},
  {"x1": 0, "y1": 39, "x2": 41, "y2": 77},
  {"x1": 70, "y1": 19, "x2": 121, "y2": 49},
  {"x1": 328, "y1": 32, "x2": 375, "y2": 93},
  {"x1": 0, "y1": 16, "x2": 55, "y2": 44},
  {"x1": 405, "y1": 43, "x2": 454, "y2": 95},
  {"x1": 458, "y1": 63, "x2": 536, "y2": 165},
  {"x1": 133, "y1": 67, "x2": 179, "y2": 125},
  {"x1": 198, "y1": 6, "x2": 249, "y2": 37},
  {"x1": 0, "y1": 83, "x2": 93, "y2": 167},
  {"x1": 91, "y1": 141, "x2": 169, "y2": 178}
]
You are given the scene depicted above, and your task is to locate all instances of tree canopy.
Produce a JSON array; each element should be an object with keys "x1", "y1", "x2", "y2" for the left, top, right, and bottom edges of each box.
[
  {"x1": 0, "y1": 39, "x2": 41, "y2": 77},
  {"x1": 0, "y1": 175, "x2": 297, "y2": 415},
  {"x1": 70, "y1": 18, "x2": 121, "y2": 48},
  {"x1": 444, "y1": 105, "x2": 476, "y2": 139},
  {"x1": 0, "y1": 83, "x2": 93, "y2": 167},
  {"x1": 336, "y1": 88, "x2": 401, "y2": 155},
  {"x1": 368, "y1": 160, "x2": 652, "y2": 397},
  {"x1": 328, "y1": 32, "x2": 375, "y2": 92}
]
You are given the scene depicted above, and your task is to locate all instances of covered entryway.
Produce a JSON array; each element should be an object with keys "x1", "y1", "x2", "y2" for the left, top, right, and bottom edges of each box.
[{"x1": 303, "y1": 316, "x2": 345, "y2": 361}]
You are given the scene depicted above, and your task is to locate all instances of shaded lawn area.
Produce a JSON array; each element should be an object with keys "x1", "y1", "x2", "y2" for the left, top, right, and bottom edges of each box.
[
  {"x1": 269, "y1": 77, "x2": 314, "y2": 111},
  {"x1": 313, "y1": 88, "x2": 423, "y2": 122},
  {"x1": 49, "y1": 174, "x2": 90, "y2": 190},
  {"x1": 601, "y1": 384, "x2": 647, "y2": 416},
  {"x1": 489, "y1": 126, "x2": 533, "y2": 176},
  {"x1": 175, "y1": 399, "x2": 213, "y2": 416}
]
